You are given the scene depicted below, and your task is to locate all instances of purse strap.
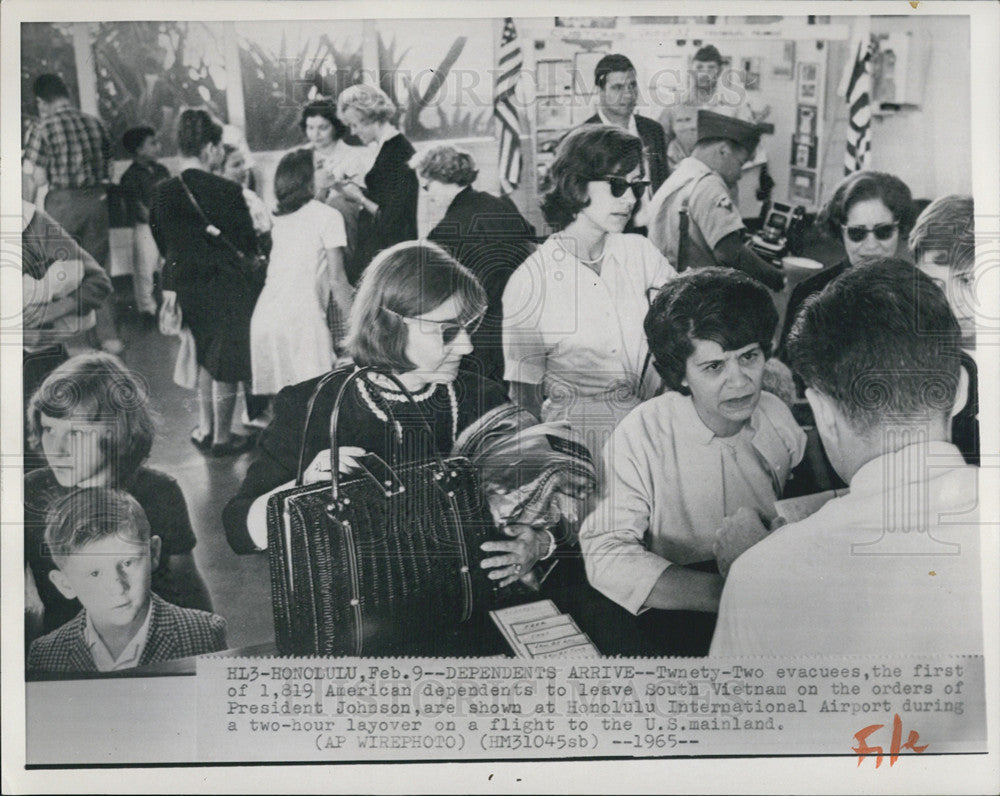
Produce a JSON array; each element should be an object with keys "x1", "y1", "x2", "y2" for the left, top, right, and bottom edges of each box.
[
  {"x1": 177, "y1": 173, "x2": 254, "y2": 264},
  {"x1": 292, "y1": 366, "x2": 452, "y2": 505}
]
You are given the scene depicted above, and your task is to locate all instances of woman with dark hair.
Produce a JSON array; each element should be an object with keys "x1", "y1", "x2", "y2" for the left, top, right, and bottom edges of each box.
[
  {"x1": 151, "y1": 109, "x2": 261, "y2": 456},
  {"x1": 24, "y1": 353, "x2": 212, "y2": 640},
  {"x1": 219, "y1": 143, "x2": 271, "y2": 235},
  {"x1": 502, "y1": 125, "x2": 676, "y2": 451},
  {"x1": 224, "y1": 242, "x2": 567, "y2": 597},
  {"x1": 335, "y1": 85, "x2": 419, "y2": 282},
  {"x1": 300, "y1": 99, "x2": 373, "y2": 273},
  {"x1": 580, "y1": 268, "x2": 805, "y2": 656},
  {"x1": 300, "y1": 98, "x2": 373, "y2": 198},
  {"x1": 410, "y1": 144, "x2": 536, "y2": 386},
  {"x1": 250, "y1": 148, "x2": 351, "y2": 397},
  {"x1": 777, "y1": 170, "x2": 916, "y2": 356}
]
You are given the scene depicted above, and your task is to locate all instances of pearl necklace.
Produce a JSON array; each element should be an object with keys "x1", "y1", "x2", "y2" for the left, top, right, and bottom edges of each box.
[{"x1": 355, "y1": 373, "x2": 459, "y2": 444}]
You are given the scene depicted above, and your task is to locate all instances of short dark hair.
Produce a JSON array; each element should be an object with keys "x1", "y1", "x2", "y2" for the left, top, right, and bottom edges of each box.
[
  {"x1": 644, "y1": 267, "x2": 778, "y2": 394},
  {"x1": 26, "y1": 352, "x2": 156, "y2": 484},
  {"x1": 273, "y1": 148, "x2": 315, "y2": 216},
  {"x1": 909, "y1": 194, "x2": 975, "y2": 270},
  {"x1": 45, "y1": 488, "x2": 151, "y2": 566},
  {"x1": 299, "y1": 99, "x2": 347, "y2": 140},
  {"x1": 540, "y1": 125, "x2": 643, "y2": 231},
  {"x1": 817, "y1": 170, "x2": 917, "y2": 242},
  {"x1": 346, "y1": 241, "x2": 486, "y2": 372},
  {"x1": 693, "y1": 45, "x2": 723, "y2": 65},
  {"x1": 786, "y1": 259, "x2": 961, "y2": 432},
  {"x1": 176, "y1": 108, "x2": 222, "y2": 158},
  {"x1": 33, "y1": 73, "x2": 70, "y2": 102},
  {"x1": 122, "y1": 126, "x2": 156, "y2": 156},
  {"x1": 594, "y1": 54, "x2": 636, "y2": 88}
]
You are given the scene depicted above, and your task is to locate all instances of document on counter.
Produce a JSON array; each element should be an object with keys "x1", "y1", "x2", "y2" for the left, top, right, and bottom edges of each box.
[{"x1": 490, "y1": 600, "x2": 600, "y2": 658}]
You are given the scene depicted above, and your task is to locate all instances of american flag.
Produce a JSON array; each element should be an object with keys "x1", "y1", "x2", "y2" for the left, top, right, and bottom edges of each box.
[
  {"x1": 494, "y1": 17, "x2": 523, "y2": 194},
  {"x1": 841, "y1": 34, "x2": 876, "y2": 175}
]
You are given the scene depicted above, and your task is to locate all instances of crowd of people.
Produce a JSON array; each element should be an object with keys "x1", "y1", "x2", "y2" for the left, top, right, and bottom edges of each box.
[{"x1": 20, "y1": 46, "x2": 982, "y2": 672}]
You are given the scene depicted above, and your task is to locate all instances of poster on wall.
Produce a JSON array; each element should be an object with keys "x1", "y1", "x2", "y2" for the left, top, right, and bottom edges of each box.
[{"x1": 796, "y1": 61, "x2": 819, "y2": 104}]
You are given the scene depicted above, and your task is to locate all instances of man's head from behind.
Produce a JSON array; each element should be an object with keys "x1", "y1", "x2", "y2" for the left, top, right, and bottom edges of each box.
[
  {"x1": 787, "y1": 260, "x2": 965, "y2": 480},
  {"x1": 46, "y1": 488, "x2": 161, "y2": 632},
  {"x1": 33, "y1": 74, "x2": 71, "y2": 117}
]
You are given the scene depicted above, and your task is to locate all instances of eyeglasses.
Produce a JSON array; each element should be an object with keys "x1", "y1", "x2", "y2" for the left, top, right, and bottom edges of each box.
[
  {"x1": 600, "y1": 175, "x2": 651, "y2": 200},
  {"x1": 385, "y1": 308, "x2": 484, "y2": 345},
  {"x1": 842, "y1": 222, "x2": 898, "y2": 243}
]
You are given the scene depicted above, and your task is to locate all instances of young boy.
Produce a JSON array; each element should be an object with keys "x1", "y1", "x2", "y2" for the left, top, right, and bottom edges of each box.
[
  {"x1": 119, "y1": 126, "x2": 170, "y2": 320},
  {"x1": 27, "y1": 488, "x2": 226, "y2": 674}
]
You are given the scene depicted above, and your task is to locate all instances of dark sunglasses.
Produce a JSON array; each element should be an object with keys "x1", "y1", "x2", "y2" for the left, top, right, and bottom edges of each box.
[
  {"x1": 600, "y1": 175, "x2": 650, "y2": 200},
  {"x1": 388, "y1": 308, "x2": 484, "y2": 345},
  {"x1": 842, "y1": 222, "x2": 898, "y2": 243}
]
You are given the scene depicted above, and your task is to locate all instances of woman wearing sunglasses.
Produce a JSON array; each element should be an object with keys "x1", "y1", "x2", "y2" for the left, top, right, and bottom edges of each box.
[
  {"x1": 225, "y1": 243, "x2": 565, "y2": 594},
  {"x1": 503, "y1": 125, "x2": 677, "y2": 453},
  {"x1": 777, "y1": 170, "x2": 915, "y2": 357}
]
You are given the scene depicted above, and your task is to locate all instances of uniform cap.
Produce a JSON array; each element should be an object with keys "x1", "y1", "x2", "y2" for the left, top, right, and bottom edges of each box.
[{"x1": 696, "y1": 109, "x2": 771, "y2": 152}]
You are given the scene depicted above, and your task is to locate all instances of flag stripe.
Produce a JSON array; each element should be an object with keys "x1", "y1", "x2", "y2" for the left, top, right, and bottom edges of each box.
[
  {"x1": 844, "y1": 37, "x2": 874, "y2": 175},
  {"x1": 494, "y1": 18, "x2": 522, "y2": 194}
]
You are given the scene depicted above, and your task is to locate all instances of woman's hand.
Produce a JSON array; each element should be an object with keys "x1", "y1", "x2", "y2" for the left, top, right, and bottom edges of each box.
[
  {"x1": 302, "y1": 446, "x2": 366, "y2": 483},
  {"x1": 480, "y1": 523, "x2": 550, "y2": 587},
  {"x1": 335, "y1": 180, "x2": 366, "y2": 205}
]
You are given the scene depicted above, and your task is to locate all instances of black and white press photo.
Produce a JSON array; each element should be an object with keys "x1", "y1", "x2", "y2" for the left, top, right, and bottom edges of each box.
[{"x1": 2, "y1": 1, "x2": 998, "y2": 793}]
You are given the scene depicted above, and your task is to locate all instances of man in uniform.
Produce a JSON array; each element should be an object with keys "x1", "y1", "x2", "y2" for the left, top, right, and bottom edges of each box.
[
  {"x1": 582, "y1": 53, "x2": 669, "y2": 232},
  {"x1": 647, "y1": 110, "x2": 784, "y2": 291},
  {"x1": 659, "y1": 44, "x2": 755, "y2": 172},
  {"x1": 22, "y1": 74, "x2": 120, "y2": 353}
]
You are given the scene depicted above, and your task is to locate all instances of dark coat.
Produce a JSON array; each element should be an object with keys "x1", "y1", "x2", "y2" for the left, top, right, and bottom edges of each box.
[
  {"x1": 427, "y1": 186, "x2": 535, "y2": 385},
  {"x1": 353, "y1": 133, "x2": 419, "y2": 283},
  {"x1": 151, "y1": 169, "x2": 259, "y2": 382}
]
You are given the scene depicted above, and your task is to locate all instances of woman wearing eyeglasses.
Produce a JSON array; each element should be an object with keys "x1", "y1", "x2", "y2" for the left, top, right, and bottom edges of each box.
[
  {"x1": 225, "y1": 243, "x2": 565, "y2": 593},
  {"x1": 777, "y1": 170, "x2": 915, "y2": 356},
  {"x1": 503, "y1": 125, "x2": 677, "y2": 452}
]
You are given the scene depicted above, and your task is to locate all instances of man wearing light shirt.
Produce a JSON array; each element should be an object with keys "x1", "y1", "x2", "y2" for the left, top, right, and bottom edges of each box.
[
  {"x1": 582, "y1": 53, "x2": 669, "y2": 234},
  {"x1": 710, "y1": 261, "x2": 982, "y2": 657}
]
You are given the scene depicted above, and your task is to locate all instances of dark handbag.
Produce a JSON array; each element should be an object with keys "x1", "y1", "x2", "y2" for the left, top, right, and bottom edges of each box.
[
  {"x1": 266, "y1": 367, "x2": 504, "y2": 656},
  {"x1": 177, "y1": 173, "x2": 268, "y2": 290}
]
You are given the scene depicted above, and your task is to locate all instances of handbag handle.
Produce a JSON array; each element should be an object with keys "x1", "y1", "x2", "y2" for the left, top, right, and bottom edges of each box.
[
  {"x1": 291, "y1": 366, "x2": 454, "y2": 506},
  {"x1": 328, "y1": 367, "x2": 453, "y2": 507}
]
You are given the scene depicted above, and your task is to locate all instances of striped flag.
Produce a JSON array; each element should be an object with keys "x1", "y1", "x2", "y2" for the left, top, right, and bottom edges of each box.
[
  {"x1": 494, "y1": 17, "x2": 523, "y2": 194},
  {"x1": 840, "y1": 33, "x2": 876, "y2": 175}
]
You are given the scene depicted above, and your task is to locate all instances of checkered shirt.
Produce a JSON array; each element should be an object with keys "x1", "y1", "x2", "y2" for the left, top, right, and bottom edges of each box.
[{"x1": 23, "y1": 106, "x2": 111, "y2": 189}]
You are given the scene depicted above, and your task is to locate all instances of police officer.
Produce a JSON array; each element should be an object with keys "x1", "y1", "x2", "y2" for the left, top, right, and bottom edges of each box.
[{"x1": 647, "y1": 110, "x2": 784, "y2": 291}]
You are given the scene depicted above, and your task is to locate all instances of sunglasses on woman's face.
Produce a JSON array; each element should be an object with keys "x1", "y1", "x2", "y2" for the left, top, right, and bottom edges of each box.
[
  {"x1": 391, "y1": 310, "x2": 485, "y2": 345},
  {"x1": 600, "y1": 175, "x2": 651, "y2": 200},
  {"x1": 842, "y1": 222, "x2": 898, "y2": 243}
]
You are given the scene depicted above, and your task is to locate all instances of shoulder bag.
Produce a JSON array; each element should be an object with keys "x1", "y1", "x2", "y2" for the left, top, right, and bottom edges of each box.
[{"x1": 177, "y1": 173, "x2": 268, "y2": 291}]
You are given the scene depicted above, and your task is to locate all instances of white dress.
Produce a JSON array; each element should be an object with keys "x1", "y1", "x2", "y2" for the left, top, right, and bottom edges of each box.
[{"x1": 251, "y1": 200, "x2": 346, "y2": 395}]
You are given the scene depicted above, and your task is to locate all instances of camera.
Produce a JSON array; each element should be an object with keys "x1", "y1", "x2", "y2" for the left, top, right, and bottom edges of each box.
[{"x1": 750, "y1": 202, "x2": 806, "y2": 264}]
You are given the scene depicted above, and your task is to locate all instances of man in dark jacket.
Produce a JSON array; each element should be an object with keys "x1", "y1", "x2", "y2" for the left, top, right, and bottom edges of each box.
[{"x1": 582, "y1": 53, "x2": 669, "y2": 234}]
